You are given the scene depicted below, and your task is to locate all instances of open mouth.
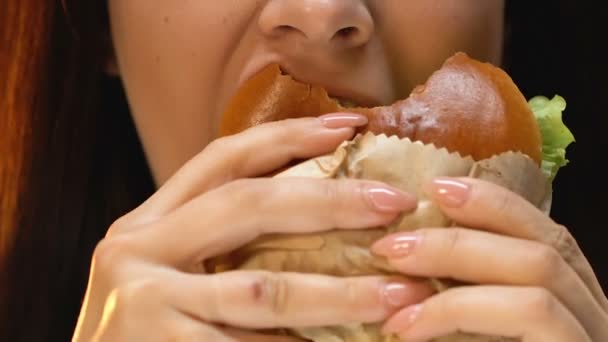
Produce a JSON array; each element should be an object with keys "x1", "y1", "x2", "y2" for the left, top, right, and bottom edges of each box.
[
  {"x1": 330, "y1": 96, "x2": 360, "y2": 108},
  {"x1": 278, "y1": 66, "x2": 364, "y2": 109}
]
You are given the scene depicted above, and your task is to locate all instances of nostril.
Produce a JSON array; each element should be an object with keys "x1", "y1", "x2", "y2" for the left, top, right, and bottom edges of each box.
[
  {"x1": 332, "y1": 26, "x2": 360, "y2": 41},
  {"x1": 272, "y1": 25, "x2": 307, "y2": 38},
  {"x1": 276, "y1": 25, "x2": 295, "y2": 33}
]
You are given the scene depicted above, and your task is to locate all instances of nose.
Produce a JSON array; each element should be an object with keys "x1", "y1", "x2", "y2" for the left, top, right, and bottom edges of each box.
[{"x1": 258, "y1": 0, "x2": 374, "y2": 49}]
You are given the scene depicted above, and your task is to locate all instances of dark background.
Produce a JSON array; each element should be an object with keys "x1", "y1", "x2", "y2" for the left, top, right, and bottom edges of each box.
[{"x1": 505, "y1": 2, "x2": 607, "y2": 288}]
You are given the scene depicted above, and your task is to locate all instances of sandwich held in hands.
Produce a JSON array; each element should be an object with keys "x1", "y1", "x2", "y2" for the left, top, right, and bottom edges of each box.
[{"x1": 211, "y1": 52, "x2": 574, "y2": 341}]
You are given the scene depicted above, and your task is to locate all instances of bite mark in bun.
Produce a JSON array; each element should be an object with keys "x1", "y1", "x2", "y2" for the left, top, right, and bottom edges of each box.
[{"x1": 220, "y1": 52, "x2": 542, "y2": 164}]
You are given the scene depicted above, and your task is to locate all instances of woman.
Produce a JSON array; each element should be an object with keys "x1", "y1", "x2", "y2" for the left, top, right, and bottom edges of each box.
[{"x1": 1, "y1": 1, "x2": 606, "y2": 341}]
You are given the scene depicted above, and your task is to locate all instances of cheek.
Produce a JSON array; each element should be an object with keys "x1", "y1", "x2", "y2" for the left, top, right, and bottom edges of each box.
[
  {"x1": 108, "y1": 1, "x2": 244, "y2": 119},
  {"x1": 378, "y1": 0, "x2": 505, "y2": 97},
  {"x1": 107, "y1": 0, "x2": 259, "y2": 183}
]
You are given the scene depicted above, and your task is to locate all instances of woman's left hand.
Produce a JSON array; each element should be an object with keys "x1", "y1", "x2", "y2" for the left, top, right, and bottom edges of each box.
[{"x1": 371, "y1": 177, "x2": 608, "y2": 341}]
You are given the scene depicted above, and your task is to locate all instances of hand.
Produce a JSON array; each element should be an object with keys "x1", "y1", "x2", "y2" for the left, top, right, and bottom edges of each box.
[
  {"x1": 372, "y1": 177, "x2": 608, "y2": 341},
  {"x1": 72, "y1": 114, "x2": 434, "y2": 341}
]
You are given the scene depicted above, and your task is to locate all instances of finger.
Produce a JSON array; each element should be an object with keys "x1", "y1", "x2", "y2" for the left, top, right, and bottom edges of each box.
[
  {"x1": 221, "y1": 327, "x2": 305, "y2": 341},
  {"x1": 171, "y1": 271, "x2": 434, "y2": 329},
  {"x1": 372, "y1": 228, "x2": 608, "y2": 338},
  {"x1": 160, "y1": 319, "x2": 234, "y2": 342},
  {"x1": 427, "y1": 177, "x2": 563, "y2": 242},
  {"x1": 94, "y1": 322, "x2": 232, "y2": 342},
  {"x1": 124, "y1": 114, "x2": 367, "y2": 226},
  {"x1": 137, "y1": 178, "x2": 417, "y2": 265},
  {"x1": 426, "y1": 177, "x2": 607, "y2": 309},
  {"x1": 382, "y1": 286, "x2": 592, "y2": 342},
  {"x1": 90, "y1": 283, "x2": 233, "y2": 342}
]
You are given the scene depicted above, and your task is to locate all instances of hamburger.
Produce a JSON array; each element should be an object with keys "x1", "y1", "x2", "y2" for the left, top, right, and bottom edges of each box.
[{"x1": 210, "y1": 52, "x2": 575, "y2": 341}]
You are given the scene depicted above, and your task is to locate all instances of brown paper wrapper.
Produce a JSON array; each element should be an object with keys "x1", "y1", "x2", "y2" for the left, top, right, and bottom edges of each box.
[{"x1": 209, "y1": 133, "x2": 551, "y2": 342}]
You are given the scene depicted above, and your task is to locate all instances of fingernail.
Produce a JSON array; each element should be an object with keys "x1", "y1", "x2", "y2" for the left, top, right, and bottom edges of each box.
[
  {"x1": 319, "y1": 113, "x2": 368, "y2": 129},
  {"x1": 382, "y1": 283, "x2": 411, "y2": 308},
  {"x1": 429, "y1": 178, "x2": 471, "y2": 208},
  {"x1": 382, "y1": 304, "x2": 423, "y2": 334},
  {"x1": 371, "y1": 233, "x2": 418, "y2": 258},
  {"x1": 381, "y1": 279, "x2": 435, "y2": 310},
  {"x1": 366, "y1": 186, "x2": 417, "y2": 213}
]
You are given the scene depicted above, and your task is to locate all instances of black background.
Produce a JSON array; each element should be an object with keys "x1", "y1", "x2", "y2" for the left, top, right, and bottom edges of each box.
[{"x1": 506, "y1": 2, "x2": 607, "y2": 289}]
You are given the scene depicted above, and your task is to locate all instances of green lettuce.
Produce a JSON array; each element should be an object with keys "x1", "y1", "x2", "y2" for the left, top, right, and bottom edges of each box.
[{"x1": 528, "y1": 95, "x2": 575, "y2": 181}]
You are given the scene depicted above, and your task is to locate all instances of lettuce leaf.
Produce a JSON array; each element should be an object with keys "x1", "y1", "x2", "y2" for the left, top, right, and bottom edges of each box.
[{"x1": 528, "y1": 95, "x2": 575, "y2": 181}]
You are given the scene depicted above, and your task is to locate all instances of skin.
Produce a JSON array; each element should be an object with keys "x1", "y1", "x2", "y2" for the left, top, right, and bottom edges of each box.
[
  {"x1": 74, "y1": 0, "x2": 608, "y2": 340},
  {"x1": 107, "y1": 0, "x2": 504, "y2": 184}
]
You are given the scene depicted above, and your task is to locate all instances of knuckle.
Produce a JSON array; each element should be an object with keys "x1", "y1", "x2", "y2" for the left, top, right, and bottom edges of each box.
[
  {"x1": 231, "y1": 178, "x2": 265, "y2": 197},
  {"x1": 263, "y1": 117, "x2": 306, "y2": 134},
  {"x1": 250, "y1": 271, "x2": 291, "y2": 318},
  {"x1": 339, "y1": 278, "x2": 368, "y2": 320},
  {"x1": 415, "y1": 228, "x2": 433, "y2": 244},
  {"x1": 113, "y1": 279, "x2": 164, "y2": 311},
  {"x1": 550, "y1": 224, "x2": 579, "y2": 262},
  {"x1": 92, "y1": 236, "x2": 137, "y2": 276},
  {"x1": 220, "y1": 178, "x2": 267, "y2": 207},
  {"x1": 269, "y1": 119, "x2": 299, "y2": 137},
  {"x1": 105, "y1": 216, "x2": 131, "y2": 238},
  {"x1": 353, "y1": 181, "x2": 373, "y2": 209},
  {"x1": 325, "y1": 180, "x2": 360, "y2": 213},
  {"x1": 322, "y1": 180, "x2": 344, "y2": 208},
  {"x1": 443, "y1": 228, "x2": 464, "y2": 260},
  {"x1": 524, "y1": 287, "x2": 560, "y2": 321},
  {"x1": 321, "y1": 179, "x2": 339, "y2": 201},
  {"x1": 529, "y1": 245, "x2": 563, "y2": 285},
  {"x1": 433, "y1": 288, "x2": 461, "y2": 321},
  {"x1": 493, "y1": 189, "x2": 515, "y2": 217},
  {"x1": 237, "y1": 119, "x2": 299, "y2": 146},
  {"x1": 204, "y1": 137, "x2": 242, "y2": 176},
  {"x1": 204, "y1": 135, "x2": 232, "y2": 155}
]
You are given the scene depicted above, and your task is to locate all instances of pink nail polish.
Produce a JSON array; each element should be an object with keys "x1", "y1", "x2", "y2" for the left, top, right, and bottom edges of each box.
[
  {"x1": 382, "y1": 304, "x2": 423, "y2": 335},
  {"x1": 429, "y1": 178, "x2": 471, "y2": 208},
  {"x1": 382, "y1": 282, "x2": 414, "y2": 308},
  {"x1": 382, "y1": 280, "x2": 435, "y2": 311},
  {"x1": 366, "y1": 186, "x2": 417, "y2": 213},
  {"x1": 318, "y1": 113, "x2": 368, "y2": 129},
  {"x1": 372, "y1": 233, "x2": 418, "y2": 258}
]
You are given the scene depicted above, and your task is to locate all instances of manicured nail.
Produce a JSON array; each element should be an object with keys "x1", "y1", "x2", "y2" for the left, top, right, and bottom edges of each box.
[
  {"x1": 382, "y1": 282, "x2": 414, "y2": 308},
  {"x1": 319, "y1": 113, "x2": 368, "y2": 129},
  {"x1": 366, "y1": 186, "x2": 417, "y2": 213},
  {"x1": 371, "y1": 233, "x2": 418, "y2": 258},
  {"x1": 382, "y1": 304, "x2": 423, "y2": 335},
  {"x1": 429, "y1": 178, "x2": 471, "y2": 208}
]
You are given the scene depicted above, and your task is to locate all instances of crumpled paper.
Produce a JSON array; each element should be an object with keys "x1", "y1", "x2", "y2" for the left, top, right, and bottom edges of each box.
[{"x1": 209, "y1": 133, "x2": 551, "y2": 341}]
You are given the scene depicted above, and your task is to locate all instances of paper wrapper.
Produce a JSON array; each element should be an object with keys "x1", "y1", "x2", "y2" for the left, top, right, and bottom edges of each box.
[{"x1": 209, "y1": 133, "x2": 552, "y2": 342}]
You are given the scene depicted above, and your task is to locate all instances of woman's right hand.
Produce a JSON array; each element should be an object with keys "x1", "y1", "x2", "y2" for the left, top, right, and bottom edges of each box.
[{"x1": 72, "y1": 114, "x2": 434, "y2": 341}]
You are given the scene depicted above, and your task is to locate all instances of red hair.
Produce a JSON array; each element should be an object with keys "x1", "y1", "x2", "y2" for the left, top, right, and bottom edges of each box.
[
  {"x1": 0, "y1": 0, "x2": 45, "y2": 261},
  {"x1": 0, "y1": 1, "x2": 154, "y2": 340}
]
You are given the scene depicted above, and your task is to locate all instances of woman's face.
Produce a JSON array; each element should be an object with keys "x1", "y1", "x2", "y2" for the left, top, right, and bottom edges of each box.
[{"x1": 108, "y1": 0, "x2": 505, "y2": 185}]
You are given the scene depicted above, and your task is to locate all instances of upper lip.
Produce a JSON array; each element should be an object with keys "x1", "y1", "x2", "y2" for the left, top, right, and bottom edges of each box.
[
  {"x1": 321, "y1": 86, "x2": 382, "y2": 108},
  {"x1": 237, "y1": 59, "x2": 385, "y2": 109}
]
